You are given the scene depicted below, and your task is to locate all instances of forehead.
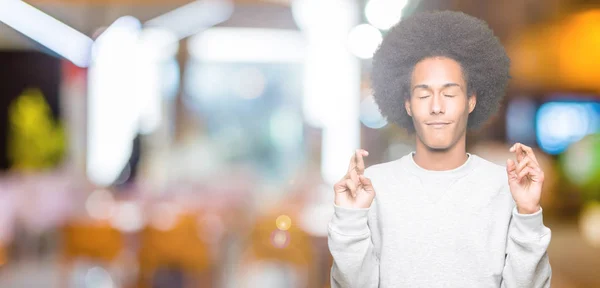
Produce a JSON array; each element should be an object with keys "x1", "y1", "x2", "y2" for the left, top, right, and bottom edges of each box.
[{"x1": 411, "y1": 57, "x2": 465, "y2": 88}]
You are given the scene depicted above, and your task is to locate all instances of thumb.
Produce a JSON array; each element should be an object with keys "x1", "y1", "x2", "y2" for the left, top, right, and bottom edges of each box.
[{"x1": 506, "y1": 159, "x2": 518, "y2": 182}]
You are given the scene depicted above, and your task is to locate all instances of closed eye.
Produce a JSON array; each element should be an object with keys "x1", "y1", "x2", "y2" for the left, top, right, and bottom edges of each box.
[
  {"x1": 418, "y1": 95, "x2": 431, "y2": 99},
  {"x1": 444, "y1": 95, "x2": 456, "y2": 98}
]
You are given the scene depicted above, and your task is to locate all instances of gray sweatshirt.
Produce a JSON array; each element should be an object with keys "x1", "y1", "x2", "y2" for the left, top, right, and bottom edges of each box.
[{"x1": 328, "y1": 152, "x2": 552, "y2": 287}]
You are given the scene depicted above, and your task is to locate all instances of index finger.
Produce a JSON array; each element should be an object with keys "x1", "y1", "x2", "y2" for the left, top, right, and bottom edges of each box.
[
  {"x1": 510, "y1": 143, "x2": 538, "y2": 165},
  {"x1": 347, "y1": 149, "x2": 369, "y2": 175},
  {"x1": 518, "y1": 143, "x2": 539, "y2": 165}
]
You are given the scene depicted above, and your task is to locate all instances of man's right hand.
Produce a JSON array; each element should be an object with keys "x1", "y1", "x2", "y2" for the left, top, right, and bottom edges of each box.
[{"x1": 334, "y1": 149, "x2": 376, "y2": 209}]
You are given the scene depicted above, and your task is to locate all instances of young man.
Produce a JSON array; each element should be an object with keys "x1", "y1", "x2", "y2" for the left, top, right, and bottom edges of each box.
[{"x1": 328, "y1": 11, "x2": 551, "y2": 287}]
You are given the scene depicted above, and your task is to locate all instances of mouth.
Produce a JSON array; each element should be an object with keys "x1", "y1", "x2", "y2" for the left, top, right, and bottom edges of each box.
[{"x1": 425, "y1": 122, "x2": 451, "y2": 129}]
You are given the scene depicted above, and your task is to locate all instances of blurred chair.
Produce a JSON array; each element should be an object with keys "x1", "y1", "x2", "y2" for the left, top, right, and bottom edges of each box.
[
  {"x1": 324, "y1": 253, "x2": 333, "y2": 288},
  {"x1": 60, "y1": 220, "x2": 124, "y2": 287},
  {"x1": 238, "y1": 210, "x2": 318, "y2": 288},
  {"x1": 137, "y1": 211, "x2": 213, "y2": 288},
  {"x1": 0, "y1": 243, "x2": 6, "y2": 268}
]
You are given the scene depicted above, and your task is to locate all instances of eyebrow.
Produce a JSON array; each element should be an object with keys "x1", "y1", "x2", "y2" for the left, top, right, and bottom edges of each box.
[{"x1": 412, "y1": 83, "x2": 462, "y2": 92}]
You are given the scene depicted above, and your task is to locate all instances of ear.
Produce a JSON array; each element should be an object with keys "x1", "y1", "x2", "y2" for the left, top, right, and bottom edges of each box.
[
  {"x1": 405, "y1": 97, "x2": 412, "y2": 117},
  {"x1": 468, "y1": 94, "x2": 477, "y2": 114}
]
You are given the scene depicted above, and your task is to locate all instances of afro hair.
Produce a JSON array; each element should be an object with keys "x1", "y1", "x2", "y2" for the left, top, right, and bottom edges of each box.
[{"x1": 371, "y1": 10, "x2": 511, "y2": 133}]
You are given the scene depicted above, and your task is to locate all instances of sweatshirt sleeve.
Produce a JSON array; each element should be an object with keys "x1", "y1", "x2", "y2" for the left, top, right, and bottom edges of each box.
[
  {"x1": 328, "y1": 201, "x2": 380, "y2": 288},
  {"x1": 501, "y1": 206, "x2": 552, "y2": 287}
]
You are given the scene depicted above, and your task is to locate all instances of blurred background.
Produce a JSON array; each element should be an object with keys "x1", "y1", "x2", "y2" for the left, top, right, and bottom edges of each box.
[{"x1": 0, "y1": 0, "x2": 599, "y2": 287}]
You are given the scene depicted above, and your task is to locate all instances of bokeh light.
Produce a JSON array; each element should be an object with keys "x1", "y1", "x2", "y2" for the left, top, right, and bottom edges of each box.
[
  {"x1": 365, "y1": 0, "x2": 409, "y2": 30},
  {"x1": 360, "y1": 95, "x2": 388, "y2": 129},
  {"x1": 275, "y1": 215, "x2": 292, "y2": 231},
  {"x1": 150, "y1": 202, "x2": 180, "y2": 231},
  {"x1": 579, "y1": 202, "x2": 600, "y2": 248},
  {"x1": 110, "y1": 202, "x2": 143, "y2": 233},
  {"x1": 536, "y1": 101, "x2": 600, "y2": 154},
  {"x1": 85, "y1": 266, "x2": 115, "y2": 288},
  {"x1": 347, "y1": 24, "x2": 382, "y2": 59},
  {"x1": 270, "y1": 230, "x2": 290, "y2": 249},
  {"x1": 85, "y1": 189, "x2": 116, "y2": 220},
  {"x1": 562, "y1": 134, "x2": 597, "y2": 185},
  {"x1": 561, "y1": 133, "x2": 600, "y2": 199}
]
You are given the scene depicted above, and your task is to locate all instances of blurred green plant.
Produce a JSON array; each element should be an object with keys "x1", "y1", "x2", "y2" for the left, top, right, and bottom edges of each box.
[
  {"x1": 7, "y1": 88, "x2": 66, "y2": 171},
  {"x1": 560, "y1": 133, "x2": 600, "y2": 202}
]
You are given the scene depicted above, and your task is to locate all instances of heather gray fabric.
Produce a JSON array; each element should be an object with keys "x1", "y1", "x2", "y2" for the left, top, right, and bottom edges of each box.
[{"x1": 328, "y1": 152, "x2": 551, "y2": 288}]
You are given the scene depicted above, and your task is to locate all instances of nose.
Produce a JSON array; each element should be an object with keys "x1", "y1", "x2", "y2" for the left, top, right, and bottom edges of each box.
[{"x1": 430, "y1": 94, "x2": 445, "y2": 114}]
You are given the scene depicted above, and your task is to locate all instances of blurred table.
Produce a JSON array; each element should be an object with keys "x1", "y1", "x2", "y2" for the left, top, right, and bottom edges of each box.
[{"x1": 547, "y1": 220, "x2": 600, "y2": 288}]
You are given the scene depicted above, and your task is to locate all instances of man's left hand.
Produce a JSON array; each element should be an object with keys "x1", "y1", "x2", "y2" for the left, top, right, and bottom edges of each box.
[{"x1": 506, "y1": 143, "x2": 544, "y2": 214}]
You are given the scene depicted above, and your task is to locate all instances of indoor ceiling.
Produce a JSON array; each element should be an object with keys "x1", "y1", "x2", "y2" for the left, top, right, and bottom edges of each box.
[
  {"x1": 0, "y1": 0, "x2": 581, "y2": 49},
  {"x1": 0, "y1": 0, "x2": 296, "y2": 49}
]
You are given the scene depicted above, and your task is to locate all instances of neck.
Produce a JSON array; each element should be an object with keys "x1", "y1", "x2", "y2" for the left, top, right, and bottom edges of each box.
[{"x1": 413, "y1": 135, "x2": 468, "y2": 171}]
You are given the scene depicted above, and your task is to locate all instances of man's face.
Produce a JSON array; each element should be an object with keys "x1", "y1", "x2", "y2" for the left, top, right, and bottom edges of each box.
[{"x1": 405, "y1": 56, "x2": 476, "y2": 151}]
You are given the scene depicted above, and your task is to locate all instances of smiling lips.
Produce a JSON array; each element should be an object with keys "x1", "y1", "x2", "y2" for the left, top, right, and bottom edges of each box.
[{"x1": 425, "y1": 121, "x2": 451, "y2": 128}]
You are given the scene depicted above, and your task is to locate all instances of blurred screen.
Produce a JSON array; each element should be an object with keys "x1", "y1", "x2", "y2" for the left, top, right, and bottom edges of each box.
[
  {"x1": 184, "y1": 61, "x2": 305, "y2": 183},
  {"x1": 535, "y1": 97, "x2": 600, "y2": 155}
]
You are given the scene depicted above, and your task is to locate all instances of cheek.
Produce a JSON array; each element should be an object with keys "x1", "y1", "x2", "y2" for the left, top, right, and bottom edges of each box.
[
  {"x1": 408, "y1": 103, "x2": 428, "y2": 119},
  {"x1": 448, "y1": 101, "x2": 470, "y2": 118}
]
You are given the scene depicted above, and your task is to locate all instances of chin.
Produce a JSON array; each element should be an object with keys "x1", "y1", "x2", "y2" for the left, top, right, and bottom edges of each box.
[
  {"x1": 424, "y1": 142, "x2": 453, "y2": 151},
  {"x1": 415, "y1": 125, "x2": 459, "y2": 151},
  {"x1": 421, "y1": 135, "x2": 454, "y2": 151}
]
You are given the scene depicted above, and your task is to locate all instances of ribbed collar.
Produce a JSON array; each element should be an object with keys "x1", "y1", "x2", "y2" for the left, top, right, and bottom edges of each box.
[{"x1": 400, "y1": 151, "x2": 479, "y2": 181}]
